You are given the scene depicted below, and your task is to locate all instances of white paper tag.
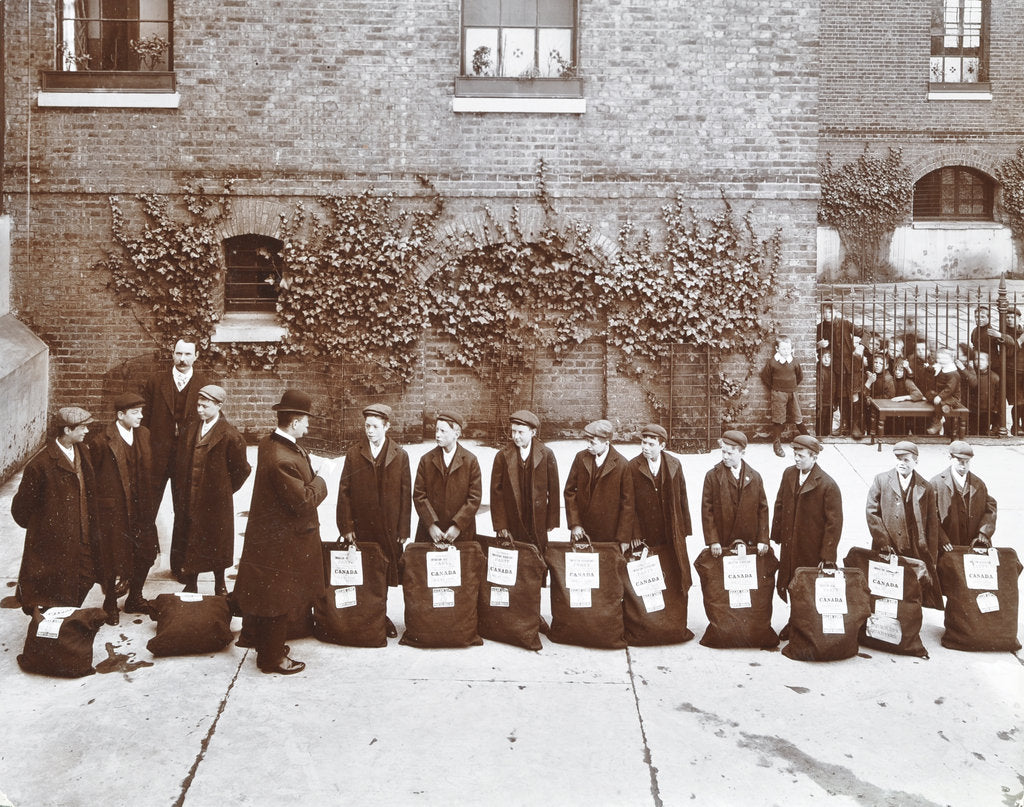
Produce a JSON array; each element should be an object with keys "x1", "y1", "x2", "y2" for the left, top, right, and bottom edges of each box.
[
  {"x1": 728, "y1": 588, "x2": 752, "y2": 609},
  {"x1": 987, "y1": 547, "x2": 1000, "y2": 566},
  {"x1": 722, "y1": 553, "x2": 758, "y2": 591},
  {"x1": 334, "y1": 586, "x2": 357, "y2": 609},
  {"x1": 330, "y1": 548, "x2": 364, "y2": 586},
  {"x1": 426, "y1": 549, "x2": 461, "y2": 589},
  {"x1": 565, "y1": 552, "x2": 600, "y2": 590},
  {"x1": 628, "y1": 554, "x2": 666, "y2": 596},
  {"x1": 868, "y1": 560, "x2": 904, "y2": 600},
  {"x1": 976, "y1": 592, "x2": 1000, "y2": 613},
  {"x1": 866, "y1": 615, "x2": 902, "y2": 645},
  {"x1": 36, "y1": 619, "x2": 64, "y2": 640},
  {"x1": 821, "y1": 613, "x2": 846, "y2": 634},
  {"x1": 641, "y1": 591, "x2": 666, "y2": 613},
  {"x1": 874, "y1": 597, "x2": 899, "y2": 619},
  {"x1": 176, "y1": 592, "x2": 204, "y2": 602},
  {"x1": 569, "y1": 587, "x2": 592, "y2": 608},
  {"x1": 487, "y1": 547, "x2": 519, "y2": 586},
  {"x1": 963, "y1": 554, "x2": 998, "y2": 590},
  {"x1": 815, "y1": 575, "x2": 848, "y2": 615},
  {"x1": 489, "y1": 586, "x2": 510, "y2": 608},
  {"x1": 432, "y1": 587, "x2": 455, "y2": 608},
  {"x1": 41, "y1": 607, "x2": 76, "y2": 620}
]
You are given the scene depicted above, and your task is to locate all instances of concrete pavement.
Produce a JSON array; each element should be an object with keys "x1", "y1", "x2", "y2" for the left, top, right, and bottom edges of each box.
[{"x1": 0, "y1": 438, "x2": 1022, "y2": 807}]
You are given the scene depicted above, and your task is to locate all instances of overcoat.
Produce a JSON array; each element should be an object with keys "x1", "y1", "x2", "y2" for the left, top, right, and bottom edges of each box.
[
  {"x1": 413, "y1": 443, "x2": 481, "y2": 543},
  {"x1": 770, "y1": 463, "x2": 843, "y2": 598},
  {"x1": 490, "y1": 440, "x2": 560, "y2": 551},
  {"x1": 701, "y1": 461, "x2": 769, "y2": 548},
  {"x1": 12, "y1": 442, "x2": 100, "y2": 608},
  {"x1": 337, "y1": 436, "x2": 411, "y2": 585},
  {"x1": 88, "y1": 423, "x2": 159, "y2": 579},
  {"x1": 141, "y1": 368, "x2": 213, "y2": 481},
  {"x1": 929, "y1": 468, "x2": 996, "y2": 548},
  {"x1": 174, "y1": 416, "x2": 251, "y2": 574},
  {"x1": 563, "y1": 446, "x2": 635, "y2": 544},
  {"x1": 234, "y1": 432, "x2": 328, "y2": 617},
  {"x1": 628, "y1": 452, "x2": 693, "y2": 591}
]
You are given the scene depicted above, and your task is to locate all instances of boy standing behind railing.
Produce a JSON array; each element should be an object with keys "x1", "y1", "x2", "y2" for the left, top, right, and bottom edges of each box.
[{"x1": 760, "y1": 335, "x2": 809, "y2": 457}]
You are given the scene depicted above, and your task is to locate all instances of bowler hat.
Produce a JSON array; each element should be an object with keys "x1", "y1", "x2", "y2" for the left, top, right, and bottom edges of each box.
[
  {"x1": 57, "y1": 406, "x2": 94, "y2": 428},
  {"x1": 791, "y1": 434, "x2": 822, "y2": 454},
  {"x1": 509, "y1": 410, "x2": 540, "y2": 430},
  {"x1": 362, "y1": 403, "x2": 394, "y2": 423},
  {"x1": 893, "y1": 440, "x2": 919, "y2": 458},
  {"x1": 720, "y1": 430, "x2": 748, "y2": 449},
  {"x1": 272, "y1": 389, "x2": 313, "y2": 416},
  {"x1": 640, "y1": 423, "x2": 668, "y2": 442},
  {"x1": 114, "y1": 392, "x2": 145, "y2": 412},
  {"x1": 583, "y1": 419, "x2": 614, "y2": 440},
  {"x1": 948, "y1": 440, "x2": 974, "y2": 459},
  {"x1": 436, "y1": 410, "x2": 465, "y2": 429},
  {"x1": 198, "y1": 384, "x2": 227, "y2": 404}
]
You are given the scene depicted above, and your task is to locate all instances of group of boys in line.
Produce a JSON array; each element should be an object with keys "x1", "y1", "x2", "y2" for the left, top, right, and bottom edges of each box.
[{"x1": 13, "y1": 337, "x2": 997, "y2": 676}]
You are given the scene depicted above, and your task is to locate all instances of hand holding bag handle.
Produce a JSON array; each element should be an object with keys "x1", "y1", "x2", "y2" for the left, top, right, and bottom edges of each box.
[{"x1": 570, "y1": 530, "x2": 594, "y2": 552}]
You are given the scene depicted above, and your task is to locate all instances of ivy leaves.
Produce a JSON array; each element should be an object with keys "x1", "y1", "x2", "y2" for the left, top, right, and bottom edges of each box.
[{"x1": 996, "y1": 146, "x2": 1024, "y2": 269}]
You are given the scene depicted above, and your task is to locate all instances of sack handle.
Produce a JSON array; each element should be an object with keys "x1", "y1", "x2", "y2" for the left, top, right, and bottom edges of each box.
[
  {"x1": 969, "y1": 537, "x2": 993, "y2": 553},
  {"x1": 495, "y1": 532, "x2": 516, "y2": 550},
  {"x1": 627, "y1": 540, "x2": 650, "y2": 562},
  {"x1": 728, "y1": 540, "x2": 749, "y2": 556},
  {"x1": 817, "y1": 560, "x2": 841, "y2": 577},
  {"x1": 570, "y1": 531, "x2": 595, "y2": 552}
]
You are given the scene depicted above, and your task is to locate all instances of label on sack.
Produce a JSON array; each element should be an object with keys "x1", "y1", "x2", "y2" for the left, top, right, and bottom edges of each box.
[
  {"x1": 487, "y1": 547, "x2": 518, "y2": 586},
  {"x1": 627, "y1": 554, "x2": 666, "y2": 596},
  {"x1": 963, "y1": 554, "x2": 998, "y2": 590},
  {"x1": 334, "y1": 586, "x2": 358, "y2": 609},
  {"x1": 330, "y1": 548, "x2": 363, "y2": 587},
  {"x1": 432, "y1": 587, "x2": 455, "y2": 608},
  {"x1": 976, "y1": 592, "x2": 1000, "y2": 613},
  {"x1": 866, "y1": 614, "x2": 902, "y2": 645},
  {"x1": 41, "y1": 607, "x2": 76, "y2": 620},
  {"x1": 36, "y1": 607, "x2": 76, "y2": 640},
  {"x1": 565, "y1": 553, "x2": 600, "y2": 590},
  {"x1": 176, "y1": 592, "x2": 204, "y2": 602},
  {"x1": 814, "y1": 575, "x2": 848, "y2": 615},
  {"x1": 874, "y1": 597, "x2": 899, "y2": 619},
  {"x1": 427, "y1": 549, "x2": 461, "y2": 588},
  {"x1": 821, "y1": 613, "x2": 846, "y2": 634},
  {"x1": 569, "y1": 587, "x2": 592, "y2": 608},
  {"x1": 868, "y1": 560, "x2": 904, "y2": 600},
  {"x1": 490, "y1": 586, "x2": 510, "y2": 608},
  {"x1": 988, "y1": 547, "x2": 1000, "y2": 566},
  {"x1": 728, "y1": 588, "x2": 752, "y2": 609},
  {"x1": 641, "y1": 591, "x2": 666, "y2": 613},
  {"x1": 722, "y1": 553, "x2": 757, "y2": 591}
]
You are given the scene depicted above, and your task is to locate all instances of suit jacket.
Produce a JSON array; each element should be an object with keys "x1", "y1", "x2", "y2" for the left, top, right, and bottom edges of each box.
[
  {"x1": 490, "y1": 440, "x2": 560, "y2": 551},
  {"x1": 929, "y1": 468, "x2": 996, "y2": 547},
  {"x1": 234, "y1": 432, "x2": 328, "y2": 616},
  {"x1": 141, "y1": 367, "x2": 214, "y2": 479},
  {"x1": 701, "y1": 461, "x2": 769, "y2": 547},
  {"x1": 12, "y1": 442, "x2": 100, "y2": 608},
  {"x1": 337, "y1": 436, "x2": 412, "y2": 584},
  {"x1": 628, "y1": 452, "x2": 693, "y2": 591},
  {"x1": 563, "y1": 446, "x2": 635, "y2": 544},
  {"x1": 413, "y1": 443, "x2": 481, "y2": 543},
  {"x1": 174, "y1": 416, "x2": 251, "y2": 573},
  {"x1": 770, "y1": 463, "x2": 843, "y2": 597}
]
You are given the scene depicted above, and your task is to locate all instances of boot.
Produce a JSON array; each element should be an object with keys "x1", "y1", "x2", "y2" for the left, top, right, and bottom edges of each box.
[
  {"x1": 181, "y1": 573, "x2": 199, "y2": 594},
  {"x1": 214, "y1": 569, "x2": 228, "y2": 598},
  {"x1": 851, "y1": 405, "x2": 864, "y2": 440},
  {"x1": 771, "y1": 424, "x2": 784, "y2": 457},
  {"x1": 925, "y1": 411, "x2": 942, "y2": 435},
  {"x1": 796, "y1": 422, "x2": 809, "y2": 436}
]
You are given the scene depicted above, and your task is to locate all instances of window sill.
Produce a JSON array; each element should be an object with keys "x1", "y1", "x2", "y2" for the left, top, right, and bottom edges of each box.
[
  {"x1": 927, "y1": 82, "x2": 992, "y2": 101},
  {"x1": 453, "y1": 76, "x2": 586, "y2": 113},
  {"x1": 38, "y1": 91, "x2": 180, "y2": 109},
  {"x1": 911, "y1": 220, "x2": 1003, "y2": 230},
  {"x1": 38, "y1": 70, "x2": 179, "y2": 108},
  {"x1": 211, "y1": 313, "x2": 285, "y2": 344}
]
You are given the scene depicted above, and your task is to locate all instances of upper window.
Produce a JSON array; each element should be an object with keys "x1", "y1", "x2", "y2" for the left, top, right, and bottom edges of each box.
[
  {"x1": 913, "y1": 167, "x2": 994, "y2": 221},
  {"x1": 930, "y1": 0, "x2": 987, "y2": 84},
  {"x1": 462, "y1": 0, "x2": 576, "y2": 78},
  {"x1": 223, "y1": 235, "x2": 282, "y2": 314}
]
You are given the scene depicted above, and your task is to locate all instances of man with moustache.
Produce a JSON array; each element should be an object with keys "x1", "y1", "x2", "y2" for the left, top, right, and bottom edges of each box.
[
  {"x1": 413, "y1": 411, "x2": 481, "y2": 545},
  {"x1": 563, "y1": 419, "x2": 635, "y2": 545}
]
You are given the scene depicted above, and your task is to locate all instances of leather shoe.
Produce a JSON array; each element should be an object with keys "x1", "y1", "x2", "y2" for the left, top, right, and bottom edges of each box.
[
  {"x1": 259, "y1": 656, "x2": 305, "y2": 675},
  {"x1": 104, "y1": 607, "x2": 119, "y2": 626},
  {"x1": 214, "y1": 584, "x2": 229, "y2": 598},
  {"x1": 385, "y1": 617, "x2": 398, "y2": 639},
  {"x1": 123, "y1": 596, "x2": 152, "y2": 616}
]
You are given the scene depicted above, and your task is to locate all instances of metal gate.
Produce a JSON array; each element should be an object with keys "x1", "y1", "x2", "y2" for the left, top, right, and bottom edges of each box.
[{"x1": 666, "y1": 343, "x2": 720, "y2": 452}]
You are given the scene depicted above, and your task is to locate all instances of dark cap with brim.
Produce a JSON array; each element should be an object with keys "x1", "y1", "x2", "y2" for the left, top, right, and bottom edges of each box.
[
  {"x1": 720, "y1": 430, "x2": 748, "y2": 449},
  {"x1": 509, "y1": 409, "x2": 540, "y2": 430},
  {"x1": 363, "y1": 403, "x2": 394, "y2": 423},
  {"x1": 114, "y1": 392, "x2": 145, "y2": 412},
  {"x1": 893, "y1": 440, "x2": 919, "y2": 457},
  {"x1": 272, "y1": 389, "x2": 313, "y2": 416}
]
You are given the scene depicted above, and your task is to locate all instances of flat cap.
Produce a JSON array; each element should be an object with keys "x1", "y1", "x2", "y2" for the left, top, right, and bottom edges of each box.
[
  {"x1": 197, "y1": 384, "x2": 227, "y2": 404},
  {"x1": 436, "y1": 410, "x2": 465, "y2": 429},
  {"x1": 720, "y1": 429, "x2": 748, "y2": 449},
  {"x1": 509, "y1": 409, "x2": 540, "y2": 430},
  {"x1": 641, "y1": 423, "x2": 668, "y2": 442},
  {"x1": 583, "y1": 419, "x2": 614, "y2": 440},
  {"x1": 362, "y1": 403, "x2": 394, "y2": 422},
  {"x1": 892, "y1": 440, "x2": 919, "y2": 457},
  {"x1": 948, "y1": 440, "x2": 974, "y2": 458},
  {"x1": 57, "y1": 406, "x2": 94, "y2": 428},
  {"x1": 114, "y1": 392, "x2": 145, "y2": 412},
  {"x1": 272, "y1": 389, "x2": 313, "y2": 416},
  {"x1": 792, "y1": 434, "x2": 822, "y2": 454}
]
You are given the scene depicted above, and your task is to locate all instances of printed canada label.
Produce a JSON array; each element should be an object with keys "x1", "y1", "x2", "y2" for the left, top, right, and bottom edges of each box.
[
  {"x1": 866, "y1": 615, "x2": 902, "y2": 645},
  {"x1": 487, "y1": 547, "x2": 519, "y2": 586},
  {"x1": 868, "y1": 560, "x2": 904, "y2": 600},
  {"x1": 36, "y1": 619, "x2": 64, "y2": 640},
  {"x1": 176, "y1": 592, "x2": 204, "y2": 602},
  {"x1": 330, "y1": 548, "x2": 364, "y2": 587},
  {"x1": 963, "y1": 554, "x2": 998, "y2": 590},
  {"x1": 815, "y1": 576, "x2": 848, "y2": 615},
  {"x1": 432, "y1": 587, "x2": 455, "y2": 608},
  {"x1": 821, "y1": 613, "x2": 846, "y2": 635},
  {"x1": 565, "y1": 552, "x2": 600, "y2": 590},
  {"x1": 976, "y1": 592, "x2": 1000, "y2": 613},
  {"x1": 489, "y1": 586, "x2": 510, "y2": 608},
  {"x1": 426, "y1": 549, "x2": 461, "y2": 589},
  {"x1": 722, "y1": 553, "x2": 757, "y2": 591},
  {"x1": 874, "y1": 597, "x2": 899, "y2": 619},
  {"x1": 334, "y1": 586, "x2": 357, "y2": 609},
  {"x1": 569, "y1": 587, "x2": 592, "y2": 608},
  {"x1": 728, "y1": 588, "x2": 752, "y2": 609},
  {"x1": 642, "y1": 591, "x2": 666, "y2": 613},
  {"x1": 628, "y1": 554, "x2": 666, "y2": 596}
]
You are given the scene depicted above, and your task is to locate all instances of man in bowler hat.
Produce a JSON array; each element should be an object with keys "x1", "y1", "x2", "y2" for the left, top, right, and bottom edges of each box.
[
  {"x1": 701, "y1": 430, "x2": 769, "y2": 558},
  {"x1": 564, "y1": 419, "x2": 635, "y2": 544},
  {"x1": 413, "y1": 411, "x2": 481, "y2": 545}
]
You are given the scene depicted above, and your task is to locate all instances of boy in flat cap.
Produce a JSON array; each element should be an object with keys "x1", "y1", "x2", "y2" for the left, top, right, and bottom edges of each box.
[
  {"x1": 12, "y1": 407, "x2": 101, "y2": 612},
  {"x1": 770, "y1": 435, "x2": 843, "y2": 603},
  {"x1": 563, "y1": 419, "x2": 635, "y2": 544},
  {"x1": 337, "y1": 403, "x2": 411, "y2": 637},
  {"x1": 700, "y1": 430, "x2": 769, "y2": 558},
  {"x1": 174, "y1": 385, "x2": 251, "y2": 595},
  {"x1": 490, "y1": 410, "x2": 560, "y2": 553},
  {"x1": 865, "y1": 441, "x2": 944, "y2": 609},
  {"x1": 88, "y1": 392, "x2": 159, "y2": 623},
  {"x1": 929, "y1": 440, "x2": 996, "y2": 554},
  {"x1": 413, "y1": 411, "x2": 481, "y2": 545}
]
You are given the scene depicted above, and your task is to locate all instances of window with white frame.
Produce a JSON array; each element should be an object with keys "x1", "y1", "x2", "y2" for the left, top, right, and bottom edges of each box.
[
  {"x1": 930, "y1": 0, "x2": 987, "y2": 84},
  {"x1": 913, "y1": 167, "x2": 994, "y2": 221},
  {"x1": 462, "y1": 0, "x2": 576, "y2": 78}
]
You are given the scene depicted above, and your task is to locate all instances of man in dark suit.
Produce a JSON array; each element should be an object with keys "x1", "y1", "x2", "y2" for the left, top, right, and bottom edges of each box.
[
  {"x1": 700, "y1": 430, "x2": 769, "y2": 557},
  {"x1": 234, "y1": 389, "x2": 328, "y2": 675},
  {"x1": 337, "y1": 403, "x2": 411, "y2": 637},
  {"x1": 12, "y1": 407, "x2": 100, "y2": 613},
  {"x1": 89, "y1": 392, "x2": 159, "y2": 624},
  {"x1": 413, "y1": 411, "x2": 481, "y2": 545},
  {"x1": 627, "y1": 424, "x2": 692, "y2": 592},
  {"x1": 490, "y1": 409, "x2": 560, "y2": 553},
  {"x1": 141, "y1": 337, "x2": 214, "y2": 580},
  {"x1": 929, "y1": 440, "x2": 996, "y2": 553},
  {"x1": 563, "y1": 419, "x2": 635, "y2": 545},
  {"x1": 770, "y1": 434, "x2": 843, "y2": 602}
]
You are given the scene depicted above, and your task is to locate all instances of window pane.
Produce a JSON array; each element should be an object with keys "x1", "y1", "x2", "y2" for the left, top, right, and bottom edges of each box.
[
  {"x1": 538, "y1": 29, "x2": 573, "y2": 77},
  {"x1": 225, "y1": 236, "x2": 282, "y2": 313},
  {"x1": 464, "y1": 0, "x2": 500, "y2": 27},
  {"x1": 539, "y1": 0, "x2": 573, "y2": 27},
  {"x1": 501, "y1": 0, "x2": 537, "y2": 26},
  {"x1": 500, "y1": 28, "x2": 535, "y2": 77},
  {"x1": 465, "y1": 28, "x2": 498, "y2": 76}
]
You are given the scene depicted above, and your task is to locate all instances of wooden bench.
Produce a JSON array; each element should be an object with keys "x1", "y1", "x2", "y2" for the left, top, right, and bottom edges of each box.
[{"x1": 867, "y1": 399, "x2": 969, "y2": 449}]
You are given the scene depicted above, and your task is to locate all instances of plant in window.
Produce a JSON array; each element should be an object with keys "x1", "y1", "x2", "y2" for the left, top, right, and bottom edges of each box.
[
  {"x1": 130, "y1": 34, "x2": 170, "y2": 70},
  {"x1": 546, "y1": 50, "x2": 577, "y2": 78},
  {"x1": 472, "y1": 46, "x2": 493, "y2": 76},
  {"x1": 59, "y1": 43, "x2": 92, "y2": 71}
]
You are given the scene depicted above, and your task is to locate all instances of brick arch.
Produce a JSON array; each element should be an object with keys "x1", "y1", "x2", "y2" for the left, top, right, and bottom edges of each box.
[
  {"x1": 905, "y1": 147, "x2": 1000, "y2": 185},
  {"x1": 215, "y1": 197, "x2": 291, "y2": 242}
]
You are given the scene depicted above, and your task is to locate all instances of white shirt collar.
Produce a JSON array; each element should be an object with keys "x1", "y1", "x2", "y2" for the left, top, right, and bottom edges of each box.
[
  {"x1": 898, "y1": 472, "x2": 913, "y2": 491},
  {"x1": 274, "y1": 428, "x2": 296, "y2": 444},
  {"x1": 201, "y1": 413, "x2": 219, "y2": 436},
  {"x1": 594, "y1": 448, "x2": 608, "y2": 468},
  {"x1": 172, "y1": 367, "x2": 193, "y2": 390},
  {"x1": 518, "y1": 442, "x2": 532, "y2": 462},
  {"x1": 56, "y1": 439, "x2": 75, "y2": 463},
  {"x1": 116, "y1": 422, "x2": 134, "y2": 446},
  {"x1": 774, "y1": 352, "x2": 792, "y2": 364},
  {"x1": 369, "y1": 439, "x2": 385, "y2": 459},
  {"x1": 441, "y1": 443, "x2": 457, "y2": 466},
  {"x1": 951, "y1": 465, "x2": 968, "y2": 488},
  {"x1": 729, "y1": 464, "x2": 742, "y2": 480},
  {"x1": 647, "y1": 455, "x2": 662, "y2": 476}
]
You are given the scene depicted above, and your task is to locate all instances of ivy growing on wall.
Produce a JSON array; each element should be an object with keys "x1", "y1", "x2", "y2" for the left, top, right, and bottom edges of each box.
[{"x1": 996, "y1": 146, "x2": 1024, "y2": 271}]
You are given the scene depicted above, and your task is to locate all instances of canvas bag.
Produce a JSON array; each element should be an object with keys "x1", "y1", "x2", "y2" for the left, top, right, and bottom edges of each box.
[
  {"x1": 622, "y1": 543, "x2": 694, "y2": 646},
  {"x1": 313, "y1": 540, "x2": 390, "y2": 648},
  {"x1": 694, "y1": 542, "x2": 779, "y2": 649},
  {"x1": 545, "y1": 537, "x2": 627, "y2": 650},
  {"x1": 147, "y1": 593, "x2": 234, "y2": 657},
  {"x1": 844, "y1": 547, "x2": 928, "y2": 658},
  {"x1": 782, "y1": 564, "x2": 871, "y2": 662},
  {"x1": 399, "y1": 542, "x2": 484, "y2": 648},
  {"x1": 18, "y1": 606, "x2": 109, "y2": 678},
  {"x1": 937, "y1": 542, "x2": 1022, "y2": 652},
  {"x1": 476, "y1": 535, "x2": 547, "y2": 651}
]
